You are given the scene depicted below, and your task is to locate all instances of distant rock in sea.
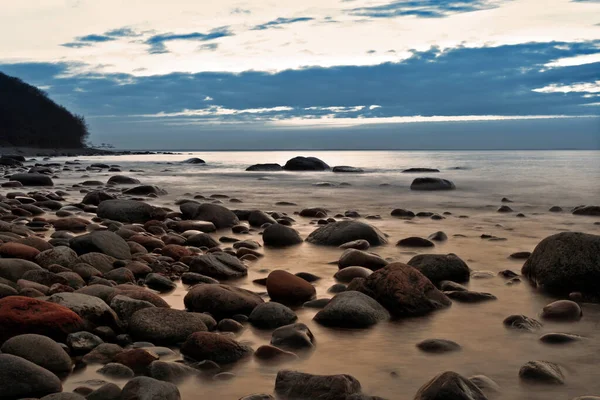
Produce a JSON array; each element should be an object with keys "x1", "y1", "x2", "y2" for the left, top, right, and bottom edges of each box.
[
  {"x1": 410, "y1": 177, "x2": 456, "y2": 191},
  {"x1": 283, "y1": 156, "x2": 330, "y2": 171}
]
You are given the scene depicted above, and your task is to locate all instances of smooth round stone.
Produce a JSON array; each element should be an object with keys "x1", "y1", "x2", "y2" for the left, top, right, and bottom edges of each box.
[
  {"x1": 541, "y1": 300, "x2": 582, "y2": 321},
  {"x1": 1, "y1": 334, "x2": 73, "y2": 374},
  {"x1": 334, "y1": 267, "x2": 372, "y2": 283},
  {"x1": 539, "y1": 333, "x2": 583, "y2": 344},
  {"x1": 519, "y1": 360, "x2": 565, "y2": 384},
  {"x1": 416, "y1": 338, "x2": 461, "y2": 353},
  {"x1": 97, "y1": 363, "x2": 135, "y2": 379},
  {"x1": 248, "y1": 302, "x2": 298, "y2": 329}
]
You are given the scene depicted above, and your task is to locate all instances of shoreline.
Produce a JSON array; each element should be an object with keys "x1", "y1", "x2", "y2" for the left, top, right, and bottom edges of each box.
[{"x1": 0, "y1": 146, "x2": 182, "y2": 158}]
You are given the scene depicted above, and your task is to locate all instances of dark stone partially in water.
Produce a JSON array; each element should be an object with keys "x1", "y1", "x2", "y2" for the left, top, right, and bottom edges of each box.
[
  {"x1": 262, "y1": 224, "x2": 303, "y2": 247},
  {"x1": 180, "y1": 202, "x2": 240, "y2": 229},
  {"x1": 189, "y1": 252, "x2": 247, "y2": 280},
  {"x1": 348, "y1": 263, "x2": 450, "y2": 318},
  {"x1": 410, "y1": 177, "x2": 456, "y2": 191},
  {"x1": 266, "y1": 270, "x2": 316, "y2": 305},
  {"x1": 97, "y1": 199, "x2": 165, "y2": 224},
  {"x1": 249, "y1": 302, "x2": 298, "y2": 329},
  {"x1": 572, "y1": 206, "x2": 600, "y2": 216},
  {"x1": 314, "y1": 291, "x2": 389, "y2": 328},
  {"x1": 184, "y1": 284, "x2": 264, "y2": 319},
  {"x1": 522, "y1": 232, "x2": 600, "y2": 298},
  {"x1": 396, "y1": 237, "x2": 435, "y2": 248},
  {"x1": 416, "y1": 339, "x2": 461, "y2": 353},
  {"x1": 120, "y1": 376, "x2": 181, "y2": 400},
  {"x1": 539, "y1": 333, "x2": 582, "y2": 344},
  {"x1": 407, "y1": 254, "x2": 470, "y2": 284},
  {"x1": 128, "y1": 308, "x2": 208, "y2": 345},
  {"x1": 333, "y1": 166, "x2": 364, "y2": 173},
  {"x1": 271, "y1": 323, "x2": 315, "y2": 350},
  {"x1": 402, "y1": 168, "x2": 440, "y2": 173},
  {"x1": 503, "y1": 315, "x2": 542, "y2": 332},
  {"x1": 445, "y1": 290, "x2": 497, "y2": 303},
  {"x1": 183, "y1": 158, "x2": 205, "y2": 164},
  {"x1": 541, "y1": 300, "x2": 582, "y2": 321},
  {"x1": 283, "y1": 156, "x2": 330, "y2": 171},
  {"x1": 338, "y1": 249, "x2": 388, "y2": 271},
  {"x1": 307, "y1": 221, "x2": 387, "y2": 247},
  {"x1": 9, "y1": 173, "x2": 54, "y2": 186},
  {"x1": 519, "y1": 361, "x2": 565, "y2": 385},
  {"x1": 414, "y1": 371, "x2": 488, "y2": 400},
  {"x1": 181, "y1": 332, "x2": 252, "y2": 364},
  {"x1": 275, "y1": 370, "x2": 362, "y2": 400},
  {"x1": 246, "y1": 163, "x2": 282, "y2": 171}
]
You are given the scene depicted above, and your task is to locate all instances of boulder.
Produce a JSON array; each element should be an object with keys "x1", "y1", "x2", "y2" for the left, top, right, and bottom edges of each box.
[
  {"x1": 306, "y1": 221, "x2": 387, "y2": 247},
  {"x1": 10, "y1": 173, "x2": 54, "y2": 186},
  {"x1": 263, "y1": 224, "x2": 303, "y2": 247},
  {"x1": 35, "y1": 246, "x2": 79, "y2": 268},
  {"x1": 271, "y1": 323, "x2": 315, "y2": 350},
  {"x1": 503, "y1": 315, "x2": 543, "y2": 332},
  {"x1": 519, "y1": 361, "x2": 564, "y2": 384},
  {"x1": 397, "y1": 237, "x2": 434, "y2": 248},
  {"x1": 275, "y1": 370, "x2": 362, "y2": 400},
  {"x1": 338, "y1": 249, "x2": 388, "y2": 271},
  {"x1": 0, "y1": 242, "x2": 40, "y2": 260},
  {"x1": 119, "y1": 376, "x2": 181, "y2": 400},
  {"x1": 314, "y1": 291, "x2": 389, "y2": 328},
  {"x1": 46, "y1": 293, "x2": 119, "y2": 327},
  {"x1": 0, "y1": 258, "x2": 42, "y2": 282},
  {"x1": 184, "y1": 284, "x2": 263, "y2": 318},
  {"x1": 0, "y1": 296, "x2": 84, "y2": 343},
  {"x1": 183, "y1": 158, "x2": 205, "y2": 164},
  {"x1": 540, "y1": 300, "x2": 582, "y2": 321},
  {"x1": 1, "y1": 333, "x2": 72, "y2": 374},
  {"x1": 180, "y1": 203, "x2": 240, "y2": 229},
  {"x1": 267, "y1": 270, "x2": 316, "y2": 305},
  {"x1": 347, "y1": 263, "x2": 451, "y2": 317},
  {"x1": 97, "y1": 199, "x2": 166, "y2": 224},
  {"x1": 522, "y1": 232, "x2": 600, "y2": 297},
  {"x1": 123, "y1": 185, "x2": 167, "y2": 196},
  {"x1": 0, "y1": 354, "x2": 62, "y2": 399},
  {"x1": 414, "y1": 371, "x2": 487, "y2": 400},
  {"x1": 332, "y1": 166, "x2": 364, "y2": 173},
  {"x1": 185, "y1": 233, "x2": 220, "y2": 248},
  {"x1": 189, "y1": 252, "x2": 248, "y2": 279},
  {"x1": 246, "y1": 163, "x2": 282, "y2": 171},
  {"x1": 573, "y1": 206, "x2": 600, "y2": 216},
  {"x1": 248, "y1": 210, "x2": 277, "y2": 227},
  {"x1": 129, "y1": 308, "x2": 208, "y2": 344},
  {"x1": 110, "y1": 295, "x2": 155, "y2": 323},
  {"x1": 407, "y1": 254, "x2": 470, "y2": 284},
  {"x1": 410, "y1": 178, "x2": 456, "y2": 191},
  {"x1": 402, "y1": 168, "x2": 440, "y2": 173},
  {"x1": 181, "y1": 332, "x2": 252, "y2": 364},
  {"x1": 334, "y1": 267, "x2": 372, "y2": 283},
  {"x1": 107, "y1": 175, "x2": 141, "y2": 185},
  {"x1": 249, "y1": 302, "x2": 298, "y2": 329},
  {"x1": 283, "y1": 156, "x2": 330, "y2": 171},
  {"x1": 149, "y1": 360, "x2": 200, "y2": 383},
  {"x1": 416, "y1": 339, "x2": 461, "y2": 353},
  {"x1": 70, "y1": 231, "x2": 131, "y2": 260}
]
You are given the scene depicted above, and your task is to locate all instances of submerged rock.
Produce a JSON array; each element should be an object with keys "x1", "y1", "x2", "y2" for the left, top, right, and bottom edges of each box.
[
  {"x1": 267, "y1": 270, "x2": 316, "y2": 305},
  {"x1": 410, "y1": 178, "x2": 456, "y2": 191},
  {"x1": 407, "y1": 254, "x2": 470, "y2": 284},
  {"x1": 119, "y1": 376, "x2": 181, "y2": 400},
  {"x1": 307, "y1": 221, "x2": 387, "y2": 246},
  {"x1": 414, "y1": 371, "x2": 487, "y2": 400},
  {"x1": 181, "y1": 332, "x2": 252, "y2": 364},
  {"x1": 184, "y1": 284, "x2": 264, "y2": 319},
  {"x1": 246, "y1": 163, "x2": 282, "y2": 171},
  {"x1": 180, "y1": 203, "x2": 240, "y2": 229},
  {"x1": 540, "y1": 300, "x2": 582, "y2": 321},
  {"x1": 314, "y1": 291, "x2": 389, "y2": 328},
  {"x1": 503, "y1": 315, "x2": 543, "y2": 332},
  {"x1": 283, "y1": 156, "x2": 330, "y2": 171},
  {"x1": 275, "y1": 370, "x2": 362, "y2": 400},
  {"x1": 416, "y1": 339, "x2": 461, "y2": 353},
  {"x1": 519, "y1": 361, "x2": 565, "y2": 384}
]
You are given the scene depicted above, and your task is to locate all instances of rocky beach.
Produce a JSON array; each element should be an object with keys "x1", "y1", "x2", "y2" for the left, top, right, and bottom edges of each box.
[{"x1": 0, "y1": 150, "x2": 599, "y2": 400}]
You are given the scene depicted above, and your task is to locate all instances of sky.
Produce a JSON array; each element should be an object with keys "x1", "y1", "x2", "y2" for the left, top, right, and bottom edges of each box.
[{"x1": 0, "y1": 0, "x2": 599, "y2": 149}]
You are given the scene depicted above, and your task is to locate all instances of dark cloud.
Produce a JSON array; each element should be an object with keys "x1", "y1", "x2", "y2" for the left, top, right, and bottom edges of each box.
[
  {"x1": 251, "y1": 17, "x2": 314, "y2": 30},
  {"x1": 104, "y1": 27, "x2": 141, "y2": 37},
  {"x1": 231, "y1": 8, "x2": 251, "y2": 14},
  {"x1": 349, "y1": 0, "x2": 510, "y2": 18},
  {"x1": 145, "y1": 27, "x2": 233, "y2": 54},
  {"x1": 198, "y1": 43, "x2": 219, "y2": 51},
  {"x1": 61, "y1": 27, "x2": 141, "y2": 48},
  {"x1": 61, "y1": 42, "x2": 93, "y2": 48}
]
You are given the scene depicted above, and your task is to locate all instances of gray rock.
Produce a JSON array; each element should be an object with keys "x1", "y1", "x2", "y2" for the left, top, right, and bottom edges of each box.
[
  {"x1": 97, "y1": 199, "x2": 166, "y2": 224},
  {"x1": 283, "y1": 156, "x2": 330, "y2": 171},
  {"x1": 1, "y1": 334, "x2": 72, "y2": 374},
  {"x1": 249, "y1": 302, "x2": 298, "y2": 329},
  {"x1": 314, "y1": 291, "x2": 389, "y2": 328},
  {"x1": 468, "y1": 375, "x2": 500, "y2": 394},
  {"x1": 307, "y1": 221, "x2": 387, "y2": 247},
  {"x1": 503, "y1": 315, "x2": 543, "y2": 332},
  {"x1": 180, "y1": 203, "x2": 240, "y2": 229},
  {"x1": 275, "y1": 370, "x2": 361, "y2": 400},
  {"x1": 246, "y1": 163, "x2": 282, "y2": 171},
  {"x1": 0, "y1": 353, "x2": 62, "y2": 398},
  {"x1": 444, "y1": 290, "x2": 496, "y2": 303},
  {"x1": 519, "y1": 361, "x2": 565, "y2": 384},
  {"x1": 35, "y1": 246, "x2": 79, "y2": 268},
  {"x1": 97, "y1": 362, "x2": 135, "y2": 379},
  {"x1": 10, "y1": 173, "x2": 54, "y2": 186},
  {"x1": 67, "y1": 331, "x2": 104, "y2": 353},
  {"x1": 248, "y1": 210, "x2": 277, "y2": 227},
  {"x1": 107, "y1": 175, "x2": 141, "y2": 185},
  {"x1": 86, "y1": 383, "x2": 122, "y2": 400},
  {"x1": 338, "y1": 249, "x2": 388, "y2": 271},
  {"x1": 541, "y1": 300, "x2": 582, "y2": 321},
  {"x1": 189, "y1": 252, "x2": 247, "y2": 279},
  {"x1": 129, "y1": 308, "x2": 208, "y2": 345},
  {"x1": 334, "y1": 267, "x2": 373, "y2": 283},
  {"x1": 573, "y1": 205, "x2": 600, "y2": 216},
  {"x1": 70, "y1": 231, "x2": 131, "y2": 260},
  {"x1": 40, "y1": 393, "x2": 86, "y2": 400},
  {"x1": 123, "y1": 185, "x2": 167, "y2": 196},
  {"x1": 119, "y1": 376, "x2": 181, "y2": 400},
  {"x1": 407, "y1": 254, "x2": 470, "y2": 284},
  {"x1": 181, "y1": 272, "x2": 219, "y2": 285},
  {"x1": 410, "y1": 177, "x2": 456, "y2": 191},
  {"x1": 181, "y1": 332, "x2": 252, "y2": 364},
  {"x1": 339, "y1": 239, "x2": 370, "y2": 250},
  {"x1": 0, "y1": 258, "x2": 42, "y2": 282},
  {"x1": 185, "y1": 233, "x2": 220, "y2": 248},
  {"x1": 47, "y1": 292, "x2": 119, "y2": 327},
  {"x1": 262, "y1": 223, "x2": 303, "y2": 247},
  {"x1": 148, "y1": 360, "x2": 200, "y2": 383},
  {"x1": 416, "y1": 339, "x2": 461, "y2": 353},
  {"x1": 144, "y1": 273, "x2": 176, "y2": 292},
  {"x1": 271, "y1": 323, "x2": 315, "y2": 350},
  {"x1": 415, "y1": 371, "x2": 487, "y2": 399},
  {"x1": 522, "y1": 232, "x2": 600, "y2": 297},
  {"x1": 183, "y1": 284, "x2": 264, "y2": 319}
]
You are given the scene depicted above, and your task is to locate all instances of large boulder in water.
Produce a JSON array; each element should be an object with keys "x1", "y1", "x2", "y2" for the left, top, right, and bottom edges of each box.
[
  {"x1": 283, "y1": 156, "x2": 330, "y2": 171},
  {"x1": 70, "y1": 231, "x2": 131, "y2": 260},
  {"x1": 9, "y1": 173, "x2": 54, "y2": 186},
  {"x1": 521, "y1": 232, "x2": 600, "y2": 297},
  {"x1": 347, "y1": 263, "x2": 451, "y2": 317},
  {"x1": 183, "y1": 158, "x2": 205, "y2": 164},
  {"x1": 107, "y1": 175, "x2": 141, "y2": 185},
  {"x1": 1, "y1": 334, "x2": 72, "y2": 374},
  {"x1": 82, "y1": 191, "x2": 116, "y2": 206},
  {"x1": 332, "y1": 166, "x2": 364, "y2": 173},
  {"x1": 180, "y1": 203, "x2": 240, "y2": 229},
  {"x1": 189, "y1": 252, "x2": 247, "y2": 279},
  {"x1": 267, "y1": 270, "x2": 316, "y2": 305},
  {"x1": 263, "y1": 224, "x2": 303, "y2": 247},
  {"x1": 275, "y1": 370, "x2": 362, "y2": 400},
  {"x1": 0, "y1": 354, "x2": 63, "y2": 399},
  {"x1": 307, "y1": 221, "x2": 387, "y2": 247},
  {"x1": 572, "y1": 205, "x2": 600, "y2": 216},
  {"x1": 0, "y1": 296, "x2": 84, "y2": 343},
  {"x1": 246, "y1": 163, "x2": 282, "y2": 171},
  {"x1": 97, "y1": 199, "x2": 166, "y2": 223},
  {"x1": 414, "y1": 371, "x2": 488, "y2": 400},
  {"x1": 410, "y1": 177, "x2": 456, "y2": 191},
  {"x1": 314, "y1": 291, "x2": 389, "y2": 328},
  {"x1": 184, "y1": 284, "x2": 263, "y2": 318},
  {"x1": 407, "y1": 254, "x2": 471, "y2": 284}
]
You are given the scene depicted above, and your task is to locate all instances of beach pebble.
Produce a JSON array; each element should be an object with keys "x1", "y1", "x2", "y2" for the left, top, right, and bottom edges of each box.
[
  {"x1": 275, "y1": 370, "x2": 361, "y2": 400},
  {"x1": 119, "y1": 376, "x2": 181, "y2": 400},
  {"x1": 541, "y1": 300, "x2": 582, "y2": 321},
  {"x1": 519, "y1": 361, "x2": 565, "y2": 384},
  {"x1": 181, "y1": 332, "x2": 252, "y2": 364},
  {"x1": 415, "y1": 371, "x2": 487, "y2": 400},
  {"x1": 407, "y1": 254, "x2": 470, "y2": 284},
  {"x1": 314, "y1": 291, "x2": 389, "y2": 328}
]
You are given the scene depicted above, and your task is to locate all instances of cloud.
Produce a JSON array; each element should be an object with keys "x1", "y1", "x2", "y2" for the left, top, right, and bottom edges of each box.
[
  {"x1": 251, "y1": 17, "x2": 314, "y2": 31},
  {"x1": 198, "y1": 43, "x2": 219, "y2": 51},
  {"x1": 231, "y1": 8, "x2": 251, "y2": 14},
  {"x1": 61, "y1": 27, "x2": 141, "y2": 48},
  {"x1": 61, "y1": 42, "x2": 93, "y2": 48},
  {"x1": 104, "y1": 27, "x2": 142, "y2": 38},
  {"x1": 348, "y1": 0, "x2": 510, "y2": 18},
  {"x1": 145, "y1": 27, "x2": 233, "y2": 54}
]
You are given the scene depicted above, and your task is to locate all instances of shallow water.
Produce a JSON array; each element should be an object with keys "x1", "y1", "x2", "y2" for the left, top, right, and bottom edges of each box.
[{"x1": 36, "y1": 150, "x2": 600, "y2": 398}]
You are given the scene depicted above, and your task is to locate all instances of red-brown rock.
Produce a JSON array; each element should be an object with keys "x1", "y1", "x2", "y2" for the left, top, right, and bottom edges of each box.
[
  {"x1": 267, "y1": 270, "x2": 316, "y2": 305},
  {"x1": 0, "y1": 242, "x2": 40, "y2": 261},
  {"x1": 0, "y1": 296, "x2": 84, "y2": 343},
  {"x1": 161, "y1": 244, "x2": 192, "y2": 260},
  {"x1": 113, "y1": 348, "x2": 159, "y2": 373}
]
